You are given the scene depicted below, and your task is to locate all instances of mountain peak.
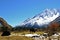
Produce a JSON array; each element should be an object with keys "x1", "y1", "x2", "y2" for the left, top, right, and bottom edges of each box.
[
  {"x1": 20, "y1": 9, "x2": 60, "y2": 27},
  {"x1": 41, "y1": 9, "x2": 59, "y2": 17}
]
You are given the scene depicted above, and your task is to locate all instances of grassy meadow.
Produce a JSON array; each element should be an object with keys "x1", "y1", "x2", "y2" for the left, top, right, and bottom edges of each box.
[
  {"x1": 0, "y1": 36, "x2": 34, "y2": 40},
  {"x1": 0, "y1": 31, "x2": 34, "y2": 40},
  {"x1": 11, "y1": 31, "x2": 44, "y2": 35},
  {"x1": 0, "y1": 31, "x2": 45, "y2": 40}
]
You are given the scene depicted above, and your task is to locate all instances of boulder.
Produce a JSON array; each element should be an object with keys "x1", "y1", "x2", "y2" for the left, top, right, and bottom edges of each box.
[{"x1": 1, "y1": 31, "x2": 10, "y2": 36}]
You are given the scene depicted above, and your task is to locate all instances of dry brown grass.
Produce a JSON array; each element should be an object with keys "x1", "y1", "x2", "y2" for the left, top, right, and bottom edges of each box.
[
  {"x1": 0, "y1": 31, "x2": 44, "y2": 40},
  {"x1": 0, "y1": 36, "x2": 34, "y2": 40},
  {"x1": 11, "y1": 31, "x2": 44, "y2": 35}
]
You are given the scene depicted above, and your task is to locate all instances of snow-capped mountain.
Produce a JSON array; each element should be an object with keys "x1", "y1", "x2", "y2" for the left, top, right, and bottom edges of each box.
[
  {"x1": 20, "y1": 9, "x2": 60, "y2": 27},
  {"x1": 51, "y1": 16, "x2": 60, "y2": 24}
]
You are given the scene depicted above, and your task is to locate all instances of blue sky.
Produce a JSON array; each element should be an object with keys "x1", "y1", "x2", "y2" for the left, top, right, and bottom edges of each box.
[{"x1": 0, "y1": 0, "x2": 60, "y2": 27}]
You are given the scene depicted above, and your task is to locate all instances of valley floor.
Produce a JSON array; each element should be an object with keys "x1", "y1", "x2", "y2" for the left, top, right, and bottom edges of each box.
[
  {"x1": 0, "y1": 36, "x2": 34, "y2": 40},
  {"x1": 0, "y1": 31, "x2": 60, "y2": 40}
]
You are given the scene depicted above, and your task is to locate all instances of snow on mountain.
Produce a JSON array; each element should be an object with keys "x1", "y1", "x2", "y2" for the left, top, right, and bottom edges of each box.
[{"x1": 20, "y1": 9, "x2": 60, "y2": 26}]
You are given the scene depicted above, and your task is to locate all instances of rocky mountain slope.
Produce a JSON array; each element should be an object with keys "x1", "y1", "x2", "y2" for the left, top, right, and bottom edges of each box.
[{"x1": 20, "y1": 9, "x2": 60, "y2": 28}]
